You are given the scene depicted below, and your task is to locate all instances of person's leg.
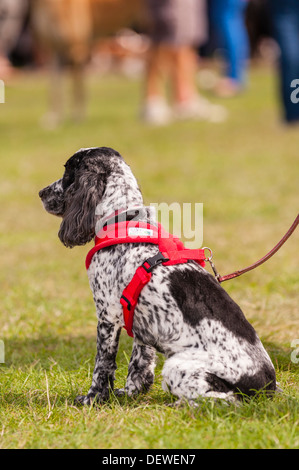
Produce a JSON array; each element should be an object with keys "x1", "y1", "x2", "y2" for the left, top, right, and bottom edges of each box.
[
  {"x1": 170, "y1": 45, "x2": 227, "y2": 122},
  {"x1": 141, "y1": 44, "x2": 172, "y2": 124},
  {"x1": 222, "y1": 0, "x2": 249, "y2": 85},
  {"x1": 142, "y1": 0, "x2": 227, "y2": 123},
  {"x1": 171, "y1": 46, "x2": 199, "y2": 104},
  {"x1": 271, "y1": 0, "x2": 299, "y2": 123},
  {"x1": 141, "y1": 0, "x2": 174, "y2": 124},
  {"x1": 144, "y1": 44, "x2": 165, "y2": 99},
  {"x1": 211, "y1": 0, "x2": 249, "y2": 95}
]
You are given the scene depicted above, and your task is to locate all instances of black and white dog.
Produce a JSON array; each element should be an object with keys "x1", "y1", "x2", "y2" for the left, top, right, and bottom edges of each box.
[{"x1": 39, "y1": 147, "x2": 277, "y2": 405}]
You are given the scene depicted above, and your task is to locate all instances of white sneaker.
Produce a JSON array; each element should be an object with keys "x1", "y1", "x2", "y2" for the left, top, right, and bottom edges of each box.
[
  {"x1": 173, "y1": 97, "x2": 228, "y2": 123},
  {"x1": 140, "y1": 97, "x2": 172, "y2": 125}
]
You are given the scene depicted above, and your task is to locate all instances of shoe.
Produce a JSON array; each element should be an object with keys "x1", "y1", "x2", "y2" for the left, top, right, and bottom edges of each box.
[
  {"x1": 140, "y1": 97, "x2": 172, "y2": 125},
  {"x1": 214, "y1": 78, "x2": 242, "y2": 98},
  {"x1": 173, "y1": 96, "x2": 228, "y2": 123}
]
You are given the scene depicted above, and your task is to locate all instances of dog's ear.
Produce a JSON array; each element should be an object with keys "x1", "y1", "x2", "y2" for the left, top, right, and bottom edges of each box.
[{"x1": 58, "y1": 170, "x2": 105, "y2": 248}]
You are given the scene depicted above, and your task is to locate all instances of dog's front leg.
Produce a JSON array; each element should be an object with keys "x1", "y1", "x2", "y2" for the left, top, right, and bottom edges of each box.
[{"x1": 75, "y1": 317, "x2": 121, "y2": 405}]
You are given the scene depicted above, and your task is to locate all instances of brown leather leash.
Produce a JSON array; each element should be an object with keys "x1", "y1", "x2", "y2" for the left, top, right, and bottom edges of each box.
[{"x1": 203, "y1": 213, "x2": 299, "y2": 283}]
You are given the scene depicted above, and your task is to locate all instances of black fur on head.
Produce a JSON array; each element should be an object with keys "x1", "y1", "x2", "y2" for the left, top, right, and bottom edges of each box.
[{"x1": 39, "y1": 147, "x2": 122, "y2": 248}]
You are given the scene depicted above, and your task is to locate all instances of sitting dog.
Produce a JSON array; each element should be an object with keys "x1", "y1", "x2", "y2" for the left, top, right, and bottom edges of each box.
[{"x1": 39, "y1": 147, "x2": 277, "y2": 405}]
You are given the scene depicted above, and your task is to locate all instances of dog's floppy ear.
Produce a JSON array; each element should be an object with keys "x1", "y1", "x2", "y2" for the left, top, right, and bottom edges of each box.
[{"x1": 58, "y1": 170, "x2": 105, "y2": 248}]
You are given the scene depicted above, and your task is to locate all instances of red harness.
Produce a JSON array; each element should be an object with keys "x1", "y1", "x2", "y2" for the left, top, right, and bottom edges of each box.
[{"x1": 86, "y1": 216, "x2": 206, "y2": 337}]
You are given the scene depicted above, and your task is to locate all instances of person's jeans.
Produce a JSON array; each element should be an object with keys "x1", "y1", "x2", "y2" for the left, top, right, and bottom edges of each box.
[
  {"x1": 211, "y1": 0, "x2": 249, "y2": 85},
  {"x1": 271, "y1": 0, "x2": 299, "y2": 123}
]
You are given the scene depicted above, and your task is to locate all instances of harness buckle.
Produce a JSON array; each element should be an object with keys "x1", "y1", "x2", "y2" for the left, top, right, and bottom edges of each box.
[
  {"x1": 120, "y1": 294, "x2": 132, "y2": 311},
  {"x1": 141, "y1": 251, "x2": 169, "y2": 273}
]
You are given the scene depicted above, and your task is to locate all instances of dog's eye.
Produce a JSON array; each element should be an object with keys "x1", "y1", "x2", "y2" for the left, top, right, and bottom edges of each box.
[
  {"x1": 62, "y1": 175, "x2": 72, "y2": 190},
  {"x1": 62, "y1": 156, "x2": 81, "y2": 189},
  {"x1": 62, "y1": 168, "x2": 75, "y2": 189}
]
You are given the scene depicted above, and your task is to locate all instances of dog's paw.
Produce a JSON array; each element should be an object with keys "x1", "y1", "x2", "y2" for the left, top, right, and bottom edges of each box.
[
  {"x1": 114, "y1": 388, "x2": 126, "y2": 397},
  {"x1": 275, "y1": 382, "x2": 283, "y2": 394},
  {"x1": 167, "y1": 398, "x2": 199, "y2": 408},
  {"x1": 74, "y1": 394, "x2": 100, "y2": 406}
]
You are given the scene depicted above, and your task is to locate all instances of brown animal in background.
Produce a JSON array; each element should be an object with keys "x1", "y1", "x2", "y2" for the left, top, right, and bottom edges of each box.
[{"x1": 31, "y1": 0, "x2": 145, "y2": 127}]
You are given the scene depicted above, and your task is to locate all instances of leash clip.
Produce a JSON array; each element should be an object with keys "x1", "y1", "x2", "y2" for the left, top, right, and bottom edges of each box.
[{"x1": 203, "y1": 247, "x2": 222, "y2": 282}]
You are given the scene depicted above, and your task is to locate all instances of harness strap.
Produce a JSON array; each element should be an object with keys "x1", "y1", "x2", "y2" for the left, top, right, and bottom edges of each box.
[
  {"x1": 120, "y1": 252, "x2": 167, "y2": 337},
  {"x1": 86, "y1": 216, "x2": 206, "y2": 338},
  {"x1": 85, "y1": 221, "x2": 160, "y2": 269},
  {"x1": 120, "y1": 243, "x2": 206, "y2": 337}
]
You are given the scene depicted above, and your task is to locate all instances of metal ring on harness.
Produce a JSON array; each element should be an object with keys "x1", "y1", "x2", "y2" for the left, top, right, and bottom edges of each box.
[{"x1": 202, "y1": 247, "x2": 213, "y2": 262}]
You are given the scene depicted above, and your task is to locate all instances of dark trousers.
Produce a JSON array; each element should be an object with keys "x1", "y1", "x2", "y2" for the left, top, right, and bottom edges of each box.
[{"x1": 271, "y1": 0, "x2": 299, "y2": 122}]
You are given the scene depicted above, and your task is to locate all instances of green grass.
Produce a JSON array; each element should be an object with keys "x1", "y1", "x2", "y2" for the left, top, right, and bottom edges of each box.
[{"x1": 0, "y1": 66, "x2": 298, "y2": 449}]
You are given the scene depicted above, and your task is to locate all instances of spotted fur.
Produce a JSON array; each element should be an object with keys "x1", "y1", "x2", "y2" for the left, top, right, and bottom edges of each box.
[{"x1": 39, "y1": 147, "x2": 277, "y2": 405}]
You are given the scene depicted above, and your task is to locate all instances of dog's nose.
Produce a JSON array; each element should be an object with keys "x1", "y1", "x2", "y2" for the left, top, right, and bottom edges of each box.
[{"x1": 39, "y1": 188, "x2": 47, "y2": 199}]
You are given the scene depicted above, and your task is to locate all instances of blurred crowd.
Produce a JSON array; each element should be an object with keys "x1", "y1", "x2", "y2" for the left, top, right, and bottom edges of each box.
[{"x1": 0, "y1": 0, "x2": 298, "y2": 126}]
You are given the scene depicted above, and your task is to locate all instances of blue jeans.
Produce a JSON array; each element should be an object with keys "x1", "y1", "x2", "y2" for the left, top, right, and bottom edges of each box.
[
  {"x1": 270, "y1": 0, "x2": 299, "y2": 123},
  {"x1": 211, "y1": 0, "x2": 249, "y2": 85}
]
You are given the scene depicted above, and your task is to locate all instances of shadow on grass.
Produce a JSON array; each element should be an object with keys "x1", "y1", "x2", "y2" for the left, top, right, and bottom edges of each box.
[
  {"x1": 2, "y1": 333, "x2": 165, "y2": 371},
  {"x1": 1, "y1": 381, "x2": 298, "y2": 420},
  {"x1": 1, "y1": 334, "x2": 297, "y2": 414},
  {"x1": 2, "y1": 335, "x2": 297, "y2": 372},
  {"x1": 3, "y1": 334, "x2": 97, "y2": 370},
  {"x1": 264, "y1": 340, "x2": 298, "y2": 372}
]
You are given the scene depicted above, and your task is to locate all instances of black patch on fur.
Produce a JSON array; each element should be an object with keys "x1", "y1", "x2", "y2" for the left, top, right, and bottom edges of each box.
[
  {"x1": 58, "y1": 147, "x2": 121, "y2": 247},
  {"x1": 205, "y1": 373, "x2": 233, "y2": 393},
  {"x1": 206, "y1": 364, "x2": 276, "y2": 398},
  {"x1": 62, "y1": 147, "x2": 121, "y2": 190},
  {"x1": 233, "y1": 364, "x2": 276, "y2": 397},
  {"x1": 169, "y1": 267, "x2": 257, "y2": 344}
]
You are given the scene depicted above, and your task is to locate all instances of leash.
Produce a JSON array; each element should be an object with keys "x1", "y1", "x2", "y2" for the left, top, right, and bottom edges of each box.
[{"x1": 203, "y1": 213, "x2": 299, "y2": 283}]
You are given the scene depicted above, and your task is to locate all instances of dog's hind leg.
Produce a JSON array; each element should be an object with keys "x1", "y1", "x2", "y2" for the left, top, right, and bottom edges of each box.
[
  {"x1": 116, "y1": 341, "x2": 156, "y2": 397},
  {"x1": 162, "y1": 352, "x2": 237, "y2": 405}
]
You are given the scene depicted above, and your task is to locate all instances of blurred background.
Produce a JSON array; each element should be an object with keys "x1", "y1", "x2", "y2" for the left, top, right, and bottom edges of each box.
[
  {"x1": 0, "y1": 2, "x2": 298, "y2": 448},
  {"x1": 1, "y1": 0, "x2": 298, "y2": 127}
]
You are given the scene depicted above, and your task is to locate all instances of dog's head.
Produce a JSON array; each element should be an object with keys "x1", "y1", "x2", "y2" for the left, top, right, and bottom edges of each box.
[{"x1": 39, "y1": 147, "x2": 124, "y2": 248}]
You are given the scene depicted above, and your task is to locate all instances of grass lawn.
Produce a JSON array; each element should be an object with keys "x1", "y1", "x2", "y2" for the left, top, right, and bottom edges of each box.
[{"x1": 0, "y1": 65, "x2": 298, "y2": 449}]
